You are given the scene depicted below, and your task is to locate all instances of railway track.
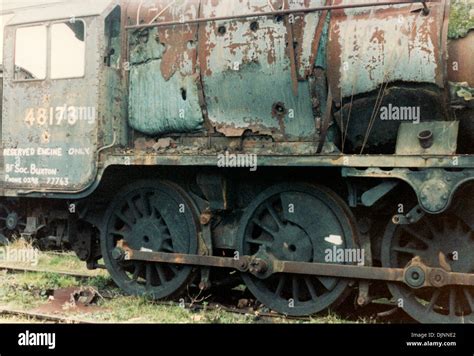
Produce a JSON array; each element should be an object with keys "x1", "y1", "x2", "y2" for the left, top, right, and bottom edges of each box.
[
  {"x1": 0, "y1": 307, "x2": 94, "y2": 324},
  {"x1": 0, "y1": 263, "x2": 313, "y2": 321},
  {"x1": 0, "y1": 263, "x2": 398, "y2": 323},
  {"x1": 0, "y1": 264, "x2": 102, "y2": 279}
]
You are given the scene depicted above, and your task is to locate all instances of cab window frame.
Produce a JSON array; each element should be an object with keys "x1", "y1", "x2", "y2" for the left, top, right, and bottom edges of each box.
[{"x1": 13, "y1": 18, "x2": 87, "y2": 83}]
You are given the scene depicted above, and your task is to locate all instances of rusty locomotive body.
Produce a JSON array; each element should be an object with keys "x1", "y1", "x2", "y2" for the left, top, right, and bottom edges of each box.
[{"x1": 0, "y1": 0, "x2": 473, "y2": 323}]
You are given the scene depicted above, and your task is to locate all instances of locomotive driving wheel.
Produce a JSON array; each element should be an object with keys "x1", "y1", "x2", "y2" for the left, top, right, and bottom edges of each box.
[
  {"x1": 238, "y1": 183, "x2": 359, "y2": 316},
  {"x1": 0, "y1": 202, "x2": 26, "y2": 245},
  {"x1": 381, "y1": 213, "x2": 474, "y2": 323},
  {"x1": 101, "y1": 180, "x2": 199, "y2": 299}
]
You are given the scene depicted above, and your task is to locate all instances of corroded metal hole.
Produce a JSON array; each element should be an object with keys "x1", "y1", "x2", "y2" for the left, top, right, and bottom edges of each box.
[
  {"x1": 250, "y1": 21, "x2": 259, "y2": 32},
  {"x1": 274, "y1": 15, "x2": 284, "y2": 23},
  {"x1": 180, "y1": 88, "x2": 187, "y2": 101},
  {"x1": 272, "y1": 102, "x2": 287, "y2": 119},
  {"x1": 217, "y1": 25, "x2": 226, "y2": 35}
]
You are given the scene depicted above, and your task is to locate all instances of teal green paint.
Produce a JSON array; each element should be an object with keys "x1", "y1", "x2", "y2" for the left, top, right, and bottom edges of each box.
[
  {"x1": 128, "y1": 29, "x2": 203, "y2": 136},
  {"x1": 315, "y1": 12, "x2": 330, "y2": 69}
]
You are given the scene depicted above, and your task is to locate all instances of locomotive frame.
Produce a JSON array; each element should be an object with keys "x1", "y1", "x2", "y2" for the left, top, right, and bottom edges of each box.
[{"x1": 1, "y1": 0, "x2": 473, "y2": 323}]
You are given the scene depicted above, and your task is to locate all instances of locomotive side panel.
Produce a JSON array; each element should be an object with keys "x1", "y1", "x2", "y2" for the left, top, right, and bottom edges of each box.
[{"x1": 2, "y1": 17, "x2": 102, "y2": 192}]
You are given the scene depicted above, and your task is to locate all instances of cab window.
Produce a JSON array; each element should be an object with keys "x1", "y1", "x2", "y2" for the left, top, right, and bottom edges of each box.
[
  {"x1": 14, "y1": 20, "x2": 86, "y2": 81},
  {"x1": 51, "y1": 21, "x2": 85, "y2": 79},
  {"x1": 14, "y1": 25, "x2": 47, "y2": 80}
]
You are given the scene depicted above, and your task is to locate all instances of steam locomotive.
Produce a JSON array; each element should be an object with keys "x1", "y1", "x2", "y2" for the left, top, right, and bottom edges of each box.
[{"x1": 1, "y1": 0, "x2": 473, "y2": 323}]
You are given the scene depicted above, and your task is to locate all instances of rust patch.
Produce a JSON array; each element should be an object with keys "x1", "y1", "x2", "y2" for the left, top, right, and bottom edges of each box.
[
  {"x1": 327, "y1": 0, "x2": 447, "y2": 102},
  {"x1": 448, "y1": 31, "x2": 474, "y2": 87},
  {"x1": 33, "y1": 287, "x2": 103, "y2": 315},
  {"x1": 127, "y1": 0, "x2": 201, "y2": 81}
]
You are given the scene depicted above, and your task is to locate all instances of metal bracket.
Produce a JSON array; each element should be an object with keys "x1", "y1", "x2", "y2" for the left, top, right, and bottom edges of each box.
[
  {"x1": 392, "y1": 205, "x2": 425, "y2": 225},
  {"x1": 343, "y1": 167, "x2": 474, "y2": 214},
  {"x1": 361, "y1": 181, "x2": 399, "y2": 207}
]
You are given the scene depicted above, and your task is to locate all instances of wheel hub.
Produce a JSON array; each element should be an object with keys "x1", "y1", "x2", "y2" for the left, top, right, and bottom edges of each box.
[
  {"x1": 6, "y1": 212, "x2": 18, "y2": 230},
  {"x1": 129, "y1": 217, "x2": 166, "y2": 251},
  {"x1": 271, "y1": 223, "x2": 312, "y2": 262}
]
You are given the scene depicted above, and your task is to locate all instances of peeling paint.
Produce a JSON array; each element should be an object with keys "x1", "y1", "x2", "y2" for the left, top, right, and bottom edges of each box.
[{"x1": 328, "y1": 0, "x2": 446, "y2": 101}]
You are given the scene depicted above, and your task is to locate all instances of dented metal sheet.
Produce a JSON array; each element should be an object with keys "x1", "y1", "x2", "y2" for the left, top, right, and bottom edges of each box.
[
  {"x1": 327, "y1": 0, "x2": 447, "y2": 101},
  {"x1": 198, "y1": 0, "x2": 326, "y2": 140},
  {"x1": 127, "y1": 0, "x2": 204, "y2": 135}
]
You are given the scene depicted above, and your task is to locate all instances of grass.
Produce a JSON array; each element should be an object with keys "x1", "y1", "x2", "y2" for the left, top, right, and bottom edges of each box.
[
  {"x1": 0, "y1": 238, "x2": 107, "y2": 277},
  {"x1": 448, "y1": 0, "x2": 474, "y2": 39},
  {"x1": 0, "y1": 244, "x2": 368, "y2": 324}
]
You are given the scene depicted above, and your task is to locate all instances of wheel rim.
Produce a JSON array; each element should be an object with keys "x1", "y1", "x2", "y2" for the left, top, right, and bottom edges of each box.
[
  {"x1": 101, "y1": 181, "x2": 199, "y2": 299},
  {"x1": 238, "y1": 183, "x2": 358, "y2": 316},
  {"x1": 382, "y1": 214, "x2": 474, "y2": 323}
]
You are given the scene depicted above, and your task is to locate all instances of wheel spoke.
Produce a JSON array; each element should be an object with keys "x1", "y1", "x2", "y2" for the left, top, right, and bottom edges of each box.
[
  {"x1": 401, "y1": 225, "x2": 431, "y2": 245},
  {"x1": 304, "y1": 277, "x2": 318, "y2": 300},
  {"x1": 169, "y1": 265, "x2": 179, "y2": 276},
  {"x1": 317, "y1": 276, "x2": 337, "y2": 291},
  {"x1": 111, "y1": 229, "x2": 128, "y2": 237},
  {"x1": 127, "y1": 197, "x2": 141, "y2": 221},
  {"x1": 145, "y1": 264, "x2": 152, "y2": 289},
  {"x1": 392, "y1": 246, "x2": 422, "y2": 256},
  {"x1": 265, "y1": 202, "x2": 283, "y2": 229},
  {"x1": 449, "y1": 288, "x2": 456, "y2": 316},
  {"x1": 461, "y1": 289, "x2": 474, "y2": 314},
  {"x1": 155, "y1": 264, "x2": 167, "y2": 284},
  {"x1": 131, "y1": 263, "x2": 144, "y2": 281},
  {"x1": 274, "y1": 275, "x2": 286, "y2": 297},
  {"x1": 246, "y1": 238, "x2": 272, "y2": 247},
  {"x1": 252, "y1": 218, "x2": 276, "y2": 236},
  {"x1": 140, "y1": 192, "x2": 151, "y2": 217},
  {"x1": 161, "y1": 239, "x2": 174, "y2": 252},
  {"x1": 424, "y1": 289, "x2": 440, "y2": 313},
  {"x1": 114, "y1": 211, "x2": 133, "y2": 228},
  {"x1": 292, "y1": 276, "x2": 299, "y2": 302}
]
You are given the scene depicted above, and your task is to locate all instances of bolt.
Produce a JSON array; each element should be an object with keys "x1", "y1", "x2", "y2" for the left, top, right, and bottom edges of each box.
[
  {"x1": 357, "y1": 296, "x2": 367, "y2": 306},
  {"x1": 249, "y1": 259, "x2": 268, "y2": 274},
  {"x1": 237, "y1": 259, "x2": 248, "y2": 271},
  {"x1": 199, "y1": 280, "x2": 211, "y2": 291},
  {"x1": 112, "y1": 247, "x2": 125, "y2": 261}
]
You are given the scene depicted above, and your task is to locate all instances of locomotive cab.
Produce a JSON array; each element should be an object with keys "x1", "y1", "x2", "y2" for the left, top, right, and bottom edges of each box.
[{"x1": 1, "y1": 0, "x2": 124, "y2": 196}]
